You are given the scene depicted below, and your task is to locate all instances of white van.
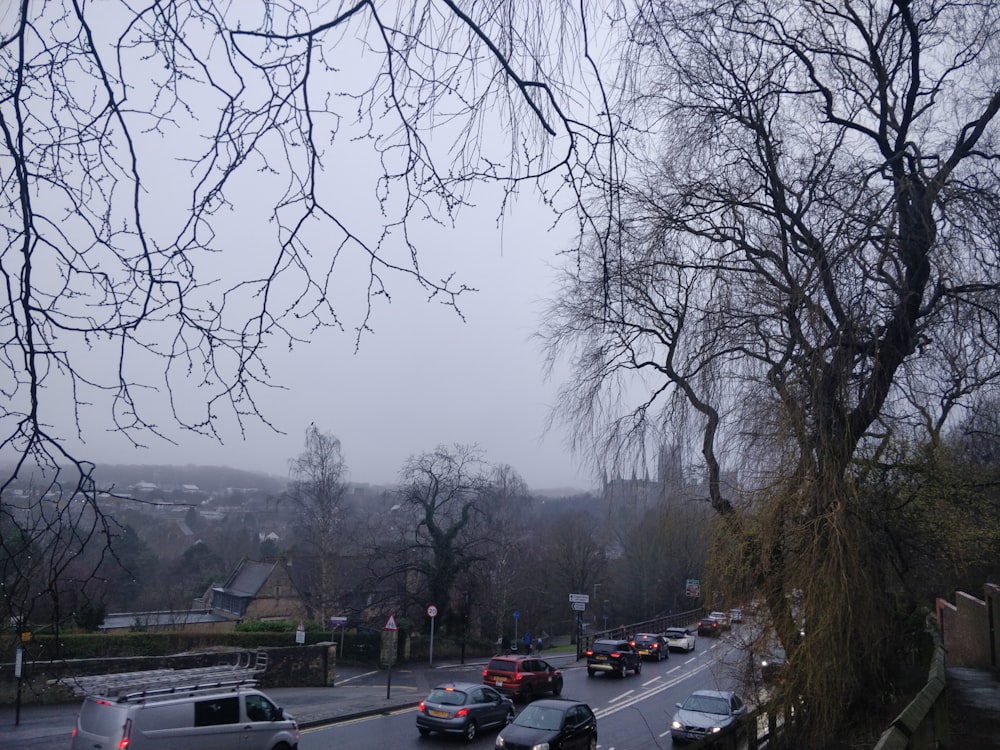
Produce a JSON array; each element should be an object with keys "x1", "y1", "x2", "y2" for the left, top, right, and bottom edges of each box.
[{"x1": 70, "y1": 685, "x2": 299, "y2": 750}]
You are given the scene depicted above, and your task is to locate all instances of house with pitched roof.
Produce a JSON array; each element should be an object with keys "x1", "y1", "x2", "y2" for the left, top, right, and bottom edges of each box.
[{"x1": 203, "y1": 557, "x2": 310, "y2": 623}]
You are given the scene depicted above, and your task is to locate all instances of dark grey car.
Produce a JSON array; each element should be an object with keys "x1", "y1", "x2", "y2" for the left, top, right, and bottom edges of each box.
[{"x1": 417, "y1": 682, "x2": 514, "y2": 741}]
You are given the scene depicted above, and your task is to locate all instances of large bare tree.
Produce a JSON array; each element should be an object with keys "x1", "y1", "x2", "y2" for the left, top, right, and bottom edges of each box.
[
  {"x1": 543, "y1": 0, "x2": 1000, "y2": 743},
  {"x1": 1, "y1": 2, "x2": 612, "y2": 635}
]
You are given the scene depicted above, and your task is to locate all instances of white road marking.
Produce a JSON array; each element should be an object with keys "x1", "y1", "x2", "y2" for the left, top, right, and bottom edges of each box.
[
  {"x1": 642, "y1": 676, "x2": 662, "y2": 687},
  {"x1": 609, "y1": 689, "x2": 635, "y2": 703}
]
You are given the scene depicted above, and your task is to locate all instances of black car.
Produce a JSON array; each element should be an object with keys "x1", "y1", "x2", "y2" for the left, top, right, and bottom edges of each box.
[
  {"x1": 495, "y1": 698, "x2": 597, "y2": 750},
  {"x1": 631, "y1": 632, "x2": 670, "y2": 661},
  {"x1": 697, "y1": 617, "x2": 721, "y2": 637},
  {"x1": 585, "y1": 638, "x2": 642, "y2": 677},
  {"x1": 417, "y1": 682, "x2": 514, "y2": 741}
]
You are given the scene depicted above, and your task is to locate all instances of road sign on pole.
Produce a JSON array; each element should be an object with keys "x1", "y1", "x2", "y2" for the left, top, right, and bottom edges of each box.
[
  {"x1": 571, "y1": 601, "x2": 586, "y2": 611},
  {"x1": 569, "y1": 593, "x2": 590, "y2": 604}
]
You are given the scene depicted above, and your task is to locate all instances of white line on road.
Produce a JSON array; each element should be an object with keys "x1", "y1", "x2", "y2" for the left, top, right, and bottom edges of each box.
[
  {"x1": 609, "y1": 689, "x2": 635, "y2": 703},
  {"x1": 642, "y1": 676, "x2": 662, "y2": 687}
]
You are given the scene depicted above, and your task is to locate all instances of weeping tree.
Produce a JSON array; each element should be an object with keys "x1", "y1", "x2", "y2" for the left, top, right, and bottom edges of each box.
[
  {"x1": 543, "y1": 0, "x2": 1000, "y2": 743},
  {"x1": 1, "y1": 2, "x2": 612, "y2": 633}
]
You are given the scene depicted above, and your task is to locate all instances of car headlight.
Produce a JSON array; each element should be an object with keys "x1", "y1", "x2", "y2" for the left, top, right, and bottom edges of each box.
[
  {"x1": 531, "y1": 744, "x2": 550, "y2": 750},
  {"x1": 710, "y1": 726, "x2": 722, "y2": 733},
  {"x1": 671, "y1": 720, "x2": 682, "y2": 730},
  {"x1": 496, "y1": 737, "x2": 505, "y2": 749}
]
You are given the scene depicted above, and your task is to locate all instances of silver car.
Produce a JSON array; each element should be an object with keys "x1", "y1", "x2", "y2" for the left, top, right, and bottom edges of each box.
[
  {"x1": 416, "y1": 682, "x2": 514, "y2": 741},
  {"x1": 670, "y1": 689, "x2": 746, "y2": 743}
]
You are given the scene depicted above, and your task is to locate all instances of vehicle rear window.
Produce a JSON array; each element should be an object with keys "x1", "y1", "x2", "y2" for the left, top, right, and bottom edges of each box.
[
  {"x1": 593, "y1": 642, "x2": 625, "y2": 654},
  {"x1": 427, "y1": 688, "x2": 467, "y2": 705},
  {"x1": 486, "y1": 659, "x2": 516, "y2": 672},
  {"x1": 665, "y1": 630, "x2": 684, "y2": 637},
  {"x1": 79, "y1": 700, "x2": 128, "y2": 736}
]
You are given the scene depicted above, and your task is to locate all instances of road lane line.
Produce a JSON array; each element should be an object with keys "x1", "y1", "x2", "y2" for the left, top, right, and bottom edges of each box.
[
  {"x1": 642, "y1": 676, "x2": 662, "y2": 687},
  {"x1": 609, "y1": 689, "x2": 635, "y2": 703}
]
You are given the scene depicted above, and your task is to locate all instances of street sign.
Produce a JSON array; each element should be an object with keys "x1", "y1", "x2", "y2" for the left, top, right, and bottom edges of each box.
[
  {"x1": 569, "y1": 593, "x2": 590, "y2": 604},
  {"x1": 329, "y1": 616, "x2": 347, "y2": 627},
  {"x1": 427, "y1": 605, "x2": 438, "y2": 618},
  {"x1": 571, "y1": 601, "x2": 586, "y2": 611},
  {"x1": 513, "y1": 610, "x2": 520, "y2": 619},
  {"x1": 295, "y1": 621, "x2": 305, "y2": 644},
  {"x1": 384, "y1": 614, "x2": 398, "y2": 631}
]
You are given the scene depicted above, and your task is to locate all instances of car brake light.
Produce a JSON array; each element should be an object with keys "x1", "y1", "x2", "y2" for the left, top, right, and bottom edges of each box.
[
  {"x1": 610, "y1": 651, "x2": 621, "y2": 658},
  {"x1": 117, "y1": 718, "x2": 132, "y2": 750},
  {"x1": 483, "y1": 668, "x2": 488, "y2": 677},
  {"x1": 419, "y1": 701, "x2": 426, "y2": 711},
  {"x1": 585, "y1": 650, "x2": 593, "y2": 656},
  {"x1": 456, "y1": 708, "x2": 469, "y2": 717}
]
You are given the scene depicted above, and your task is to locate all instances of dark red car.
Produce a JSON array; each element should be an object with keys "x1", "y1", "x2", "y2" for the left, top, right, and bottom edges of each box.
[{"x1": 482, "y1": 656, "x2": 563, "y2": 701}]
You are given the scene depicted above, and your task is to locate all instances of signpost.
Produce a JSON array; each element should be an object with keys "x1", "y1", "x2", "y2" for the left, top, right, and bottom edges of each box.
[
  {"x1": 513, "y1": 610, "x2": 520, "y2": 650},
  {"x1": 384, "y1": 614, "x2": 398, "y2": 699},
  {"x1": 427, "y1": 605, "x2": 438, "y2": 666},
  {"x1": 569, "y1": 595, "x2": 589, "y2": 658},
  {"x1": 295, "y1": 621, "x2": 306, "y2": 645}
]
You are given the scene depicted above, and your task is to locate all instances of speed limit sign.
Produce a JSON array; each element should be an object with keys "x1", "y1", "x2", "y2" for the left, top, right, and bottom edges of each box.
[{"x1": 427, "y1": 605, "x2": 438, "y2": 618}]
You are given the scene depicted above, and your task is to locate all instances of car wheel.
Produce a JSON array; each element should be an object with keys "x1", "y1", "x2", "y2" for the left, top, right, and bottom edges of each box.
[
  {"x1": 587, "y1": 668, "x2": 595, "y2": 677},
  {"x1": 522, "y1": 685, "x2": 534, "y2": 703},
  {"x1": 553, "y1": 677, "x2": 563, "y2": 696},
  {"x1": 634, "y1": 660, "x2": 642, "y2": 675},
  {"x1": 618, "y1": 663, "x2": 627, "y2": 678},
  {"x1": 589, "y1": 736, "x2": 598, "y2": 750},
  {"x1": 418, "y1": 727, "x2": 431, "y2": 737},
  {"x1": 505, "y1": 709, "x2": 515, "y2": 726},
  {"x1": 463, "y1": 721, "x2": 478, "y2": 742}
]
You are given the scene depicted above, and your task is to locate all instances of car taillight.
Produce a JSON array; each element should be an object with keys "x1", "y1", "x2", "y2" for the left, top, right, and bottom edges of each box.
[
  {"x1": 585, "y1": 650, "x2": 594, "y2": 656},
  {"x1": 610, "y1": 652, "x2": 621, "y2": 658},
  {"x1": 483, "y1": 668, "x2": 488, "y2": 677},
  {"x1": 630, "y1": 641, "x2": 636, "y2": 648},
  {"x1": 419, "y1": 701, "x2": 426, "y2": 711},
  {"x1": 117, "y1": 718, "x2": 132, "y2": 750},
  {"x1": 456, "y1": 708, "x2": 469, "y2": 717}
]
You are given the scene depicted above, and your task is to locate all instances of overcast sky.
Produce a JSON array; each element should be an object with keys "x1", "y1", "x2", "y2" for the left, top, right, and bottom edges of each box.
[
  {"x1": 79, "y1": 199, "x2": 593, "y2": 492},
  {"x1": 8, "y1": 2, "x2": 605, "y2": 493}
]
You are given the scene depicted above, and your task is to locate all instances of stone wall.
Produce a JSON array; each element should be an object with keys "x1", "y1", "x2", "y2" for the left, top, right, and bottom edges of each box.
[
  {"x1": 935, "y1": 583, "x2": 996, "y2": 669},
  {"x1": 0, "y1": 643, "x2": 336, "y2": 706}
]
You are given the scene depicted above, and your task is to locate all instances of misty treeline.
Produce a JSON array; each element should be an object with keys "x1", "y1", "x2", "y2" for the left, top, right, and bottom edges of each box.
[
  {"x1": 3, "y1": 1, "x2": 1000, "y2": 745},
  {"x1": 4, "y1": 432, "x2": 716, "y2": 645}
]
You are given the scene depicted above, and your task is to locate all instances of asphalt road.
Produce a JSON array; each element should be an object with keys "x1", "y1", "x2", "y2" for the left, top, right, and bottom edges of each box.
[{"x1": 301, "y1": 637, "x2": 740, "y2": 750}]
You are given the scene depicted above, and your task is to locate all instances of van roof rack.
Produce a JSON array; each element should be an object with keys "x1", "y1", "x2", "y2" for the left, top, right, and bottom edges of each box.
[{"x1": 55, "y1": 649, "x2": 268, "y2": 700}]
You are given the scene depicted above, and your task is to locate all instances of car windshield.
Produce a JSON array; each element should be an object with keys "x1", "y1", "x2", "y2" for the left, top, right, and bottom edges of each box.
[
  {"x1": 426, "y1": 688, "x2": 466, "y2": 706},
  {"x1": 513, "y1": 705, "x2": 564, "y2": 731},
  {"x1": 683, "y1": 695, "x2": 730, "y2": 715}
]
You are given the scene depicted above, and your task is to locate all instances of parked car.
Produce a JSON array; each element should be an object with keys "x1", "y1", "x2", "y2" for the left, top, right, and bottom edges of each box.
[
  {"x1": 482, "y1": 655, "x2": 563, "y2": 701},
  {"x1": 416, "y1": 682, "x2": 514, "y2": 741},
  {"x1": 631, "y1": 632, "x2": 670, "y2": 661},
  {"x1": 70, "y1": 686, "x2": 299, "y2": 750},
  {"x1": 708, "y1": 610, "x2": 731, "y2": 629},
  {"x1": 495, "y1": 698, "x2": 597, "y2": 750},
  {"x1": 664, "y1": 627, "x2": 697, "y2": 652},
  {"x1": 670, "y1": 689, "x2": 747, "y2": 743},
  {"x1": 730, "y1": 607, "x2": 744, "y2": 624},
  {"x1": 586, "y1": 638, "x2": 642, "y2": 677},
  {"x1": 697, "y1": 617, "x2": 721, "y2": 637}
]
